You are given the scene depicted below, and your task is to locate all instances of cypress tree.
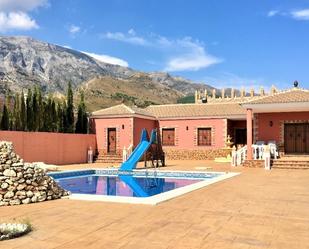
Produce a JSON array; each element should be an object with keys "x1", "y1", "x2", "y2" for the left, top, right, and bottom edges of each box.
[
  {"x1": 62, "y1": 100, "x2": 67, "y2": 133},
  {"x1": 20, "y1": 90, "x2": 26, "y2": 131},
  {"x1": 56, "y1": 101, "x2": 64, "y2": 132},
  {"x1": 51, "y1": 99, "x2": 57, "y2": 132},
  {"x1": 32, "y1": 88, "x2": 39, "y2": 131},
  {"x1": 5, "y1": 95, "x2": 13, "y2": 130},
  {"x1": 65, "y1": 82, "x2": 74, "y2": 133},
  {"x1": 13, "y1": 93, "x2": 21, "y2": 130},
  {"x1": 26, "y1": 89, "x2": 33, "y2": 131},
  {"x1": 1, "y1": 103, "x2": 9, "y2": 130},
  {"x1": 75, "y1": 91, "x2": 88, "y2": 134}
]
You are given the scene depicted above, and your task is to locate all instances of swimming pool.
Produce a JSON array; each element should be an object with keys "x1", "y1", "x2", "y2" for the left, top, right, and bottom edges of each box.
[{"x1": 49, "y1": 169, "x2": 239, "y2": 205}]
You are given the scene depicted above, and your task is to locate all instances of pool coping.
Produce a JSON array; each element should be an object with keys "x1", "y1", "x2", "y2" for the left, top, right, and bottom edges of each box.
[{"x1": 51, "y1": 169, "x2": 240, "y2": 205}]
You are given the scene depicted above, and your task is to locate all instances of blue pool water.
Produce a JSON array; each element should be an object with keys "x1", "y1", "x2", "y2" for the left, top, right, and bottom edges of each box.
[{"x1": 56, "y1": 175, "x2": 203, "y2": 198}]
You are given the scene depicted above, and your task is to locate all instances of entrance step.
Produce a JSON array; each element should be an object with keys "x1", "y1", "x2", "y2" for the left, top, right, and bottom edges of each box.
[
  {"x1": 272, "y1": 158, "x2": 309, "y2": 169},
  {"x1": 242, "y1": 160, "x2": 264, "y2": 168},
  {"x1": 94, "y1": 153, "x2": 123, "y2": 164}
]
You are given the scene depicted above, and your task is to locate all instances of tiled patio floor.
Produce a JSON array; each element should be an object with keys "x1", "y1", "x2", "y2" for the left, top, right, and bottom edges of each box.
[{"x1": 1, "y1": 161, "x2": 309, "y2": 249}]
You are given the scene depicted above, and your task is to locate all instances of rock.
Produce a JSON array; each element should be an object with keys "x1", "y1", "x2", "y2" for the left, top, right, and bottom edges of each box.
[
  {"x1": 9, "y1": 199, "x2": 21, "y2": 205},
  {"x1": 21, "y1": 198, "x2": 31, "y2": 204},
  {"x1": 3, "y1": 169, "x2": 16, "y2": 177},
  {"x1": 16, "y1": 184, "x2": 26, "y2": 191},
  {"x1": 1, "y1": 182, "x2": 8, "y2": 189},
  {"x1": 0, "y1": 201, "x2": 9, "y2": 206},
  {"x1": 4, "y1": 191, "x2": 14, "y2": 199},
  {"x1": 0, "y1": 141, "x2": 68, "y2": 206},
  {"x1": 16, "y1": 172, "x2": 23, "y2": 178},
  {"x1": 31, "y1": 196, "x2": 38, "y2": 203}
]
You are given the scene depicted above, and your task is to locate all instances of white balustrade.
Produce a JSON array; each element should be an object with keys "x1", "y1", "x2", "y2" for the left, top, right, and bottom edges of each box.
[
  {"x1": 231, "y1": 143, "x2": 278, "y2": 169},
  {"x1": 122, "y1": 144, "x2": 133, "y2": 162}
]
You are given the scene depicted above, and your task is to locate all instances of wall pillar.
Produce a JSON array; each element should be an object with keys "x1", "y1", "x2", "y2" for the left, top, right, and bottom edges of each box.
[{"x1": 246, "y1": 108, "x2": 253, "y2": 160}]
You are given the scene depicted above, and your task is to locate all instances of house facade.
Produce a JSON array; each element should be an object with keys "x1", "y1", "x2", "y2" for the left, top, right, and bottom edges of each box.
[{"x1": 90, "y1": 86, "x2": 309, "y2": 161}]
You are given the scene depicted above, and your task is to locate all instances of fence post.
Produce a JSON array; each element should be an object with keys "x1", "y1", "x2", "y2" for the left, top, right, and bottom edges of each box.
[
  {"x1": 87, "y1": 146, "x2": 93, "y2": 163},
  {"x1": 231, "y1": 146, "x2": 237, "y2": 167},
  {"x1": 122, "y1": 146, "x2": 127, "y2": 162},
  {"x1": 264, "y1": 145, "x2": 271, "y2": 170}
]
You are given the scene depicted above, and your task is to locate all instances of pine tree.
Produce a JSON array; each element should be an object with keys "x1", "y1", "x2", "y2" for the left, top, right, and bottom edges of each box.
[
  {"x1": 20, "y1": 90, "x2": 26, "y2": 131},
  {"x1": 75, "y1": 91, "x2": 88, "y2": 134},
  {"x1": 26, "y1": 89, "x2": 33, "y2": 131},
  {"x1": 65, "y1": 82, "x2": 74, "y2": 133},
  {"x1": 1, "y1": 103, "x2": 9, "y2": 130}
]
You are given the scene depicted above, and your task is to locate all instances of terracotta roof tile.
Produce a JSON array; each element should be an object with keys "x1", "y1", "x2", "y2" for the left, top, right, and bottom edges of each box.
[
  {"x1": 244, "y1": 88, "x2": 309, "y2": 105},
  {"x1": 91, "y1": 104, "x2": 155, "y2": 117},
  {"x1": 146, "y1": 103, "x2": 246, "y2": 118}
]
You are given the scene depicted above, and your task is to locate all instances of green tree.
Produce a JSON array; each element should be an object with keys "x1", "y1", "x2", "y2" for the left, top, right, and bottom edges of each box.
[
  {"x1": 1, "y1": 103, "x2": 9, "y2": 130},
  {"x1": 56, "y1": 101, "x2": 64, "y2": 132},
  {"x1": 65, "y1": 82, "x2": 74, "y2": 133},
  {"x1": 20, "y1": 90, "x2": 26, "y2": 131},
  {"x1": 32, "y1": 88, "x2": 39, "y2": 131},
  {"x1": 75, "y1": 91, "x2": 88, "y2": 134},
  {"x1": 13, "y1": 93, "x2": 21, "y2": 130},
  {"x1": 26, "y1": 89, "x2": 33, "y2": 131}
]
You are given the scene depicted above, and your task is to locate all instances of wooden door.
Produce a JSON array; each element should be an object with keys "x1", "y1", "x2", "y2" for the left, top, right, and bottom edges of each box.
[
  {"x1": 162, "y1": 128, "x2": 175, "y2": 146},
  {"x1": 284, "y1": 124, "x2": 308, "y2": 154},
  {"x1": 107, "y1": 128, "x2": 116, "y2": 153}
]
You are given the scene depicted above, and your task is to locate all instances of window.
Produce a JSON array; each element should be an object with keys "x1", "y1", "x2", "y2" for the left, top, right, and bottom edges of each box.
[
  {"x1": 162, "y1": 128, "x2": 175, "y2": 146},
  {"x1": 198, "y1": 128, "x2": 212, "y2": 146}
]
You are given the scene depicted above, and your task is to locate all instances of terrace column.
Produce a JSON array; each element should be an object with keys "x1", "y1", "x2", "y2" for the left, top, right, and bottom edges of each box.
[{"x1": 246, "y1": 108, "x2": 253, "y2": 160}]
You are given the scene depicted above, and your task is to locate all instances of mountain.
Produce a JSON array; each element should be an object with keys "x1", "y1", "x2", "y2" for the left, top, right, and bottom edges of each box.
[{"x1": 0, "y1": 36, "x2": 219, "y2": 111}]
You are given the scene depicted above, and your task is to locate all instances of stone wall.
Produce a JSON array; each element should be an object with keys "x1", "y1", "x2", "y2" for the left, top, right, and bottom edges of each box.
[
  {"x1": 164, "y1": 148, "x2": 232, "y2": 160},
  {"x1": 0, "y1": 142, "x2": 68, "y2": 206}
]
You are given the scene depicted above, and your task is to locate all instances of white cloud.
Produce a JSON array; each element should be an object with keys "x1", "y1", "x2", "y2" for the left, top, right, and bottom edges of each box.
[
  {"x1": 69, "y1": 25, "x2": 80, "y2": 34},
  {"x1": 0, "y1": 0, "x2": 48, "y2": 12},
  {"x1": 164, "y1": 37, "x2": 222, "y2": 72},
  {"x1": 291, "y1": 9, "x2": 309, "y2": 20},
  {"x1": 102, "y1": 30, "x2": 221, "y2": 72},
  {"x1": 0, "y1": 0, "x2": 47, "y2": 32},
  {"x1": 0, "y1": 11, "x2": 38, "y2": 31},
  {"x1": 82, "y1": 51, "x2": 129, "y2": 67},
  {"x1": 103, "y1": 29, "x2": 149, "y2": 46},
  {"x1": 268, "y1": 10, "x2": 279, "y2": 17}
]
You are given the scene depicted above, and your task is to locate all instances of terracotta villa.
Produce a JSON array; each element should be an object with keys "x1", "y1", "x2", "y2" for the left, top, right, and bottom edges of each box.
[{"x1": 90, "y1": 84, "x2": 309, "y2": 165}]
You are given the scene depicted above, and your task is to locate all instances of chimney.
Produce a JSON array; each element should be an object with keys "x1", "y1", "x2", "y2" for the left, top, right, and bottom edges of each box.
[
  {"x1": 260, "y1": 87, "x2": 265, "y2": 96},
  {"x1": 221, "y1": 88, "x2": 225, "y2": 99},
  {"x1": 270, "y1": 85, "x2": 276, "y2": 95},
  {"x1": 194, "y1": 90, "x2": 198, "y2": 103},
  {"x1": 250, "y1": 88, "x2": 254, "y2": 97},
  {"x1": 231, "y1": 88, "x2": 235, "y2": 99},
  {"x1": 240, "y1": 88, "x2": 245, "y2": 98}
]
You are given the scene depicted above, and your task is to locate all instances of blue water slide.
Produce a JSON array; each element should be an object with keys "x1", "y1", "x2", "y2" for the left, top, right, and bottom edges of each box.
[
  {"x1": 119, "y1": 129, "x2": 156, "y2": 171},
  {"x1": 118, "y1": 175, "x2": 149, "y2": 197}
]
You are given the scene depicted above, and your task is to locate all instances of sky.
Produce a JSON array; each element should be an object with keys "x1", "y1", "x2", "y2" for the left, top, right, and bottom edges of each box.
[{"x1": 1, "y1": 0, "x2": 309, "y2": 90}]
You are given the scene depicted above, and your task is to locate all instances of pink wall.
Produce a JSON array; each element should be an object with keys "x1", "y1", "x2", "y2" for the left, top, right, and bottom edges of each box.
[
  {"x1": 158, "y1": 118, "x2": 226, "y2": 149},
  {"x1": 0, "y1": 131, "x2": 96, "y2": 165},
  {"x1": 93, "y1": 117, "x2": 133, "y2": 153},
  {"x1": 133, "y1": 118, "x2": 157, "y2": 147},
  {"x1": 256, "y1": 112, "x2": 309, "y2": 144}
]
